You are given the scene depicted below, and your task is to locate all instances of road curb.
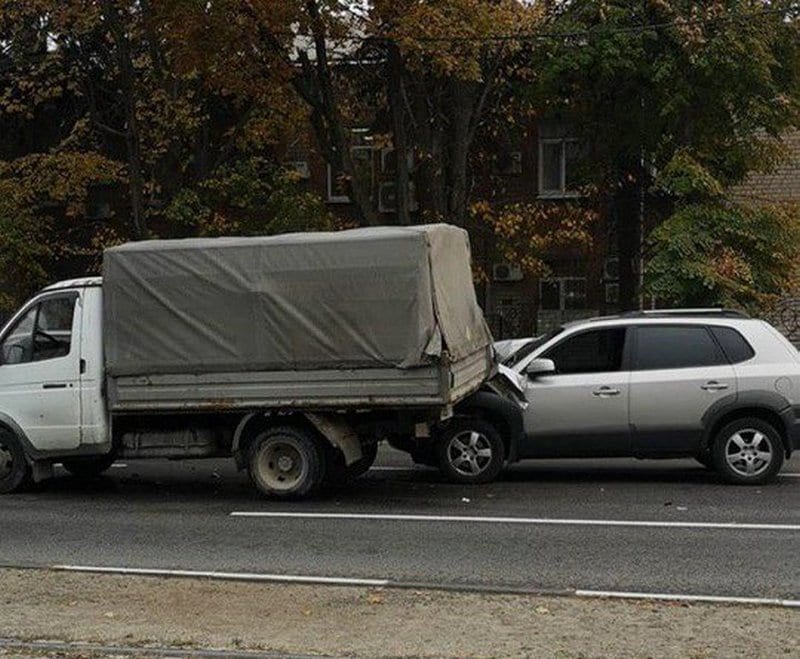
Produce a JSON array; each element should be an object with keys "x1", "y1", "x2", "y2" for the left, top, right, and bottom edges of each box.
[
  {"x1": 0, "y1": 638, "x2": 337, "y2": 659},
  {"x1": 7, "y1": 564, "x2": 790, "y2": 609}
]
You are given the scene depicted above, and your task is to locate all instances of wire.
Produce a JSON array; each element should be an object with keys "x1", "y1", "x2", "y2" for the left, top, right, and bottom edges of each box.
[{"x1": 326, "y1": 5, "x2": 799, "y2": 46}]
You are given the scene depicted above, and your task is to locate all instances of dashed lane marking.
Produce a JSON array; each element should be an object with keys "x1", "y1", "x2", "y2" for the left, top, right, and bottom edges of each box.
[{"x1": 229, "y1": 511, "x2": 800, "y2": 532}]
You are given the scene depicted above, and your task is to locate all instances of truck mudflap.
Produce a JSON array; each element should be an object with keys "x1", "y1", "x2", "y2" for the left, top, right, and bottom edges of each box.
[{"x1": 304, "y1": 412, "x2": 364, "y2": 466}]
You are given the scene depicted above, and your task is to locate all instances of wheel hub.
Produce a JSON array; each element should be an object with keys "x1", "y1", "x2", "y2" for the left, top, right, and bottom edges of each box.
[
  {"x1": 255, "y1": 438, "x2": 308, "y2": 492},
  {"x1": 277, "y1": 455, "x2": 295, "y2": 473},
  {"x1": 449, "y1": 430, "x2": 492, "y2": 476},
  {"x1": 725, "y1": 429, "x2": 771, "y2": 477}
]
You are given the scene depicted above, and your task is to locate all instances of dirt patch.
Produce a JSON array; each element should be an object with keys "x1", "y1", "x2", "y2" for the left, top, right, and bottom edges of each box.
[{"x1": 0, "y1": 569, "x2": 796, "y2": 658}]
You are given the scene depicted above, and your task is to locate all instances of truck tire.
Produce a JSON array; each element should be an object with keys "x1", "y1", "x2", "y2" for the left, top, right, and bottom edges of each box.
[
  {"x1": 0, "y1": 429, "x2": 30, "y2": 494},
  {"x1": 436, "y1": 418, "x2": 505, "y2": 485},
  {"x1": 247, "y1": 425, "x2": 324, "y2": 498},
  {"x1": 62, "y1": 454, "x2": 116, "y2": 479},
  {"x1": 712, "y1": 418, "x2": 784, "y2": 485}
]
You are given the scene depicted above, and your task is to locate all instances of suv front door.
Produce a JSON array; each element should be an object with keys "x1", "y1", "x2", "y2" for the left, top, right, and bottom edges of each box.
[
  {"x1": 629, "y1": 324, "x2": 737, "y2": 455},
  {"x1": 520, "y1": 326, "x2": 631, "y2": 458}
]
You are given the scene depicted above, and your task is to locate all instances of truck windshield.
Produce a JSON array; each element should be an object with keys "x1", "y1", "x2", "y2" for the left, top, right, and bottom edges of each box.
[{"x1": 502, "y1": 328, "x2": 564, "y2": 367}]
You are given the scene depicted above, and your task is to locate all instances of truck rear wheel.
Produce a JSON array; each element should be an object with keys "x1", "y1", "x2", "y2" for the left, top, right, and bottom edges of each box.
[
  {"x1": 247, "y1": 425, "x2": 324, "y2": 498},
  {"x1": 62, "y1": 454, "x2": 116, "y2": 479},
  {"x1": 436, "y1": 418, "x2": 505, "y2": 484},
  {"x1": 0, "y1": 430, "x2": 30, "y2": 494}
]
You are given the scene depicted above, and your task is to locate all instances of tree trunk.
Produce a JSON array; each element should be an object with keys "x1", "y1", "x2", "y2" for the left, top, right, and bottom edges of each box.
[
  {"x1": 102, "y1": 0, "x2": 146, "y2": 239},
  {"x1": 615, "y1": 173, "x2": 642, "y2": 311},
  {"x1": 387, "y1": 44, "x2": 411, "y2": 226}
]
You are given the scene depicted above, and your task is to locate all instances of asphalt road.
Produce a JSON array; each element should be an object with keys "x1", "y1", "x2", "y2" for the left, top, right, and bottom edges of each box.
[{"x1": 0, "y1": 448, "x2": 798, "y2": 600}]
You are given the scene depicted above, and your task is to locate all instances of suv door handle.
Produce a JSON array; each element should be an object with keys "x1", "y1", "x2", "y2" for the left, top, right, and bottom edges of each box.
[
  {"x1": 42, "y1": 383, "x2": 67, "y2": 389},
  {"x1": 701, "y1": 381, "x2": 729, "y2": 392},
  {"x1": 592, "y1": 386, "x2": 621, "y2": 397}
]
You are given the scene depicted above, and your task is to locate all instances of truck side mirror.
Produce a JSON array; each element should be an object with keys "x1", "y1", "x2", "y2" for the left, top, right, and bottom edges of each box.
[{"x1": 524, "y1": 358, "x2": 556, "y2": 377}]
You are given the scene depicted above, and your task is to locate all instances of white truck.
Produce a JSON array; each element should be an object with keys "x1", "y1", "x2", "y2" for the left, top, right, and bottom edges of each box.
[{"x1": 0, "y1": 225, "x2": 523, "y2": 498}]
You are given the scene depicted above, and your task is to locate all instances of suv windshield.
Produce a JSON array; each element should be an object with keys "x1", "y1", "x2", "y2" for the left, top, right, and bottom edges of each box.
[{"x1": 502, "y1": 327, "x2": 564, "y2": 367}]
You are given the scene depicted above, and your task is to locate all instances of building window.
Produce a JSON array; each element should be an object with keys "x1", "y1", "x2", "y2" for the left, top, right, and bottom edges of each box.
[
  {"x1": 538, "y1": 137, "x2": 580, "y2": 198},
  {"x1": 540, "y1": 277, "x2": 587, "y2": 311}
]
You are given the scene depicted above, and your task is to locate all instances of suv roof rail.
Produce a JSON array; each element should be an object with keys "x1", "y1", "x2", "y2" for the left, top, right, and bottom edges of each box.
[{"x1": 620, "y1": 308, "x2": 750, "y2": 319}]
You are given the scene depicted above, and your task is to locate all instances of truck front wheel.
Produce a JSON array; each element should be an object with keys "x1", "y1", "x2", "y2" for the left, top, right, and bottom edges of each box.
[
  {"x1": 436, "y1": 418, "x2": 505, "y2": 485},
  {"x1": 0, "y1": 430, "x2": 30, "y2": 494},
  {"x1": 247, "y1": 425, "x2": 324, "y2": 498}
]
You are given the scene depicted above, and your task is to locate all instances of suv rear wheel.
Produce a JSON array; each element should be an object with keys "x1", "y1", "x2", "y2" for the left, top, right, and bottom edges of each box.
[{"x1": 712, "y1": 418, "x2": 784, "y2": 485}]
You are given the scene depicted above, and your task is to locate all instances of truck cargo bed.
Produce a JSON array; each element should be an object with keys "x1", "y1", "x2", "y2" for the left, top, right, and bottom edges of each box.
[{"x1": 108, "y1": 347, "x2": 492, "y2": 413}]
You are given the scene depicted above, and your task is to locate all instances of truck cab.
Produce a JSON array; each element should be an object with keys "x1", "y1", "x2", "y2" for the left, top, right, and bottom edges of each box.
[{"x1": 0, "y1": 278, "x2": 108, "y2": 464}]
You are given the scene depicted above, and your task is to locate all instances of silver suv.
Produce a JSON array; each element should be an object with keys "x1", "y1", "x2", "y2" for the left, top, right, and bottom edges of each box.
[{"x1": 499, "y1": 310, "x2": 800, "y2": 485}]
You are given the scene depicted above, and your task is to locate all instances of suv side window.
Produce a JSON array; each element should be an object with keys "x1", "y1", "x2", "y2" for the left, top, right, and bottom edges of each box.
[
  {"x1": 0, "y1": 295, "x2": 76, "y2": 365},
  {"x1": 634, "y1": 326, "x2": 726, "y2": 370},
  {"x1": 709, "y1": 326, "x2": 755, "y2": 364},
  {"x1": 543, "y1": 328, "x2": 626, "y2": 375}
]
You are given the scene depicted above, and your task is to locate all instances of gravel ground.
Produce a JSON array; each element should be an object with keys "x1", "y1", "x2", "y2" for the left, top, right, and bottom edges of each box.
[{"x1": 0, "y1": 569, "x2": 797, "y2": 658}]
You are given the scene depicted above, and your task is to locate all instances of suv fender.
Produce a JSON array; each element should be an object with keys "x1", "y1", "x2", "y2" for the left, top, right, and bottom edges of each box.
[
  {"x1": 454, "y1": 390, "x2": 525, "y2": 463},
  {"x1": 702, "y1": 390, "x2": 795, "y2": 457}
]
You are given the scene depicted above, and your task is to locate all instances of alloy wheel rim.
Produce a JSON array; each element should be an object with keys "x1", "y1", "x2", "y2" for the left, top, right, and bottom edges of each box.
[
  {"x1": 256, "y1": 439, "x2": 307, "y2": 491},
  {"x1": 447, "y1": 430, "x2": 492, "y2": 476},
  {"x1": 724, "y1": 429, "x2": 772, "y2": 477}
]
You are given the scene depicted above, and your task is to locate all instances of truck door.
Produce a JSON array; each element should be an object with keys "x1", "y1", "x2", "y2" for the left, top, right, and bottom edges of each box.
[{"x1": 0, "y1": 291, "x2": 82, "y2": 451}]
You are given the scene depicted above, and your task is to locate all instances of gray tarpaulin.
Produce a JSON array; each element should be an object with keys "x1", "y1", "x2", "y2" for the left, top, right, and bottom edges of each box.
[{"x1": 103, "y1": 224, "x2": 492, "y2": 377}]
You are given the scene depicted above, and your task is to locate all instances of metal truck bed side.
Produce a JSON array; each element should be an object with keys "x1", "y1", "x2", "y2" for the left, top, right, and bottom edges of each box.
[{"x1": 108, "y1": 347, "x2": 492, "y2": 413}]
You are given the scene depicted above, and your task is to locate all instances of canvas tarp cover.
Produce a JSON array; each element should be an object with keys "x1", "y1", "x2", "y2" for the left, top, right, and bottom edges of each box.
[{"x1": 103, "y1": 224, "x2": 492, "y2": 377}]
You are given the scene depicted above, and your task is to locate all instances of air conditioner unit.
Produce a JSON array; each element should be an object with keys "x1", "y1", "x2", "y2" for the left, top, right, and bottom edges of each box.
[
  {"x1": 492, "y1": 263, "x2": 523, "y2": 282},
  {"x1": 378, "y1": 181, "x2": 418, "y2": 213},
  {"x1": 285, "y1": 161, "x2": 311, "y2": 180}
]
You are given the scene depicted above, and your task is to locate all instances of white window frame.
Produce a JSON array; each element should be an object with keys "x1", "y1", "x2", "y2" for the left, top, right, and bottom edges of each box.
[
  {"x1": 326, "y1": 145, "x2": 376, "y2": 204},
  {"x1": 538, "y1": 137, "x2": 580, "y2": 199}
]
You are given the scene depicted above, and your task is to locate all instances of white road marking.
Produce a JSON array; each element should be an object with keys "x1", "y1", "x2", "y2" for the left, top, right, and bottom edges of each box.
[
  {"x1": 230, "y1": 511, "x2": 800, "y2": 532},
  {"x1": 52, "y1": 565, "x2": 388, "y2": 587},
  {"x1": 576, "y1": 589, "x2": 800, "y2": 608},
  {"x1": 782, "y1": 473, "x2": 800, "y2": 478},
  {"x1": 52, "y1": 462, "x2": 127, "y2": 469},
  {"x1": 369, "y1": 466, "x2": 419, "y2": 472}
]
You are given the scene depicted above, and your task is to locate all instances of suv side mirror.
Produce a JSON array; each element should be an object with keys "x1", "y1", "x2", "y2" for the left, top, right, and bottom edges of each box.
[{"x1": 524, "y1": 358, "x2": 556, "y2": 377}]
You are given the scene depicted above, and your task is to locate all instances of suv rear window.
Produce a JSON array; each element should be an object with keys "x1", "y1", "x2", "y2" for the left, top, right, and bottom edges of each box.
[
  {"x1": 634, "y1": 326, "x2": 726, "y2": 370},
  {"x1": 710, "y1": 326, "x2": 755, "y2": 363}
]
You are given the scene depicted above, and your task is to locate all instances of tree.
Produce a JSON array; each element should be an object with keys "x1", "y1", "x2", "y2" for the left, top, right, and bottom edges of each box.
[
  {"x1": 0, "y1": 0, "x2": 328, "y2": 311},
  {"x1": 526, "y1": 0, "x2": 800, "y2": 309},
  {"x1": 645, "y1": 151, "x2": 800, "y2": 308},
  {"x1": 167, "y1": 0, "x2": 545, "y2": 227}
]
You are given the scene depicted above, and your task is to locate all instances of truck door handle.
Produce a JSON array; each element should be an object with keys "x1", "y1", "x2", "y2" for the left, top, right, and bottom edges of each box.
[
  {"x1": 701, "y1": 381, "x2": 729, "y2": 392},
  {"x1": 592, "y1": 387, "x2": 621, "y2": 397},
  {"x1": 42, "y1": 383, "x2": 67, "y2": 389}
]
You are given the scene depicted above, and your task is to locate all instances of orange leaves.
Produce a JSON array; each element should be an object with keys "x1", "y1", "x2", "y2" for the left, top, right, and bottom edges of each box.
[
  {"x1": 470, "y1": 196, "x2": 598, "y2": 278},
  {"x1": 377, "y1": 0, "x2": 545, "y2": 81}
]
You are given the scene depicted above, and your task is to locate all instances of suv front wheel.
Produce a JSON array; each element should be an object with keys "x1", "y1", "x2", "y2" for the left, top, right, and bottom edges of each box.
[
  {"x1": 712, "y1": 418, "x2": 784, "y2": 485},
  {"x1": 436, "y1": 418, "x2": 505, "y2": 484}
]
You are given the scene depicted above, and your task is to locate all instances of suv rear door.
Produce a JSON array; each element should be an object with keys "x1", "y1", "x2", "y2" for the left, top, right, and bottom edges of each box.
[
  {"x1": 629, "y1": 324, "x2": 737, "y2": 455},
  {"x1": 520, "y1": 326, "x2": 631, "y2": 458}
]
